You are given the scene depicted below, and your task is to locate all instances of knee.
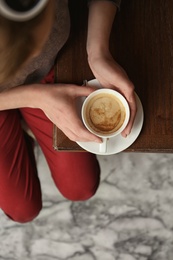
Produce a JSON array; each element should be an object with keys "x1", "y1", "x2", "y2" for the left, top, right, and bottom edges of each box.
[
  {"x1": 59, "y1": 181, "x2": 100, "y2": 201},
  {"x1": 6, "y1": 202, "x2": 42, "y2": 223}
]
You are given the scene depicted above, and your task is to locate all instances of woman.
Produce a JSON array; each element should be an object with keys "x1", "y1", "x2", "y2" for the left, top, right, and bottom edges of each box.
[{"x1": 0, "y1": 0, "x2": 136, "y2": 223}]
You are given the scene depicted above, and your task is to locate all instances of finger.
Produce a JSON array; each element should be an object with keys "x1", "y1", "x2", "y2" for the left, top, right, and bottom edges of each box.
[
  {"x1": 121, "y1": 94, "x2": 137, "y2": 137},
  {"x1": 69, "y1": 119, "x2": 102, "y2": 142},
  {"x1": 59, "y1": 124, "x2": 102, "y2": 143},
  {"x1": 69, "y1": 86, "x2": 97, "y2": 98},
  {"x1": 56, "y1": 114, "x2": 102, "y2": 143}
]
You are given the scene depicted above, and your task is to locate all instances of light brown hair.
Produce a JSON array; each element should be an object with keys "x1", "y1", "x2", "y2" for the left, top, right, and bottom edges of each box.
[{"x1": 0, "y1": 8, "x2": 46, "y2": 87}]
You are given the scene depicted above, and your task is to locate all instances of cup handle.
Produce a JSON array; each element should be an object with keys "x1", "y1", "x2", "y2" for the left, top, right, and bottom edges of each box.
[{"x1": 99, "y1": 138, "x2": 107, "y2": 153}]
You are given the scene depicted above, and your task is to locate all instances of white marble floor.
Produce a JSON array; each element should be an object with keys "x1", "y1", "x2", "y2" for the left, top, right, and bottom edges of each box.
[{"x1": 0, "y1": 145, "x2": 173, "y2": 260}]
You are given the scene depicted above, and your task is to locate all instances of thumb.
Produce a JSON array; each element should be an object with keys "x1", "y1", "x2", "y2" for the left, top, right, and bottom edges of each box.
[{"x1": 74, "y1": 86, "x2": 96, "y2": 98}]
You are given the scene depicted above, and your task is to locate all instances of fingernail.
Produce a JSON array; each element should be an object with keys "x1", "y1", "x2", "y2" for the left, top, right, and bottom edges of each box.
[
  {"x1": 122, "y1": 133, "x2": 127, "y2": 138},
  {"x1": 95, "y1": 139, "x2": 102, "y2": 143}
]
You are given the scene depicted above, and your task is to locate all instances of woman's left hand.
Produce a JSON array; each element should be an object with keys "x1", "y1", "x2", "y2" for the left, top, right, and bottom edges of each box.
[{"x1": 88, "y1": 52, "x2": 137, "y2": 137}]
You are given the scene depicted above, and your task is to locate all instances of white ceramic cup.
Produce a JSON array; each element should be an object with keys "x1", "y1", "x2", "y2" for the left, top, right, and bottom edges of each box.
[{"x1": 81, "y1": 88, "x2": 130, "y2": 153}]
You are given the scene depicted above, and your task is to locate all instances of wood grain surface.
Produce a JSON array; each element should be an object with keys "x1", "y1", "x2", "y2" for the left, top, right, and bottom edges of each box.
[{"x1": 54, "y1": 0, "x2": 173, "y2": 152}]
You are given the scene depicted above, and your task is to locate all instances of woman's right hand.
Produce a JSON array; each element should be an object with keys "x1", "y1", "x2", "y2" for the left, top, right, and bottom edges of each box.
[
  {"x1": 36, "y1": 83, "x2": 102, "y2": 143},
  {"x1": 0, "y1": 83, "x2": 101, "y2": 142}
]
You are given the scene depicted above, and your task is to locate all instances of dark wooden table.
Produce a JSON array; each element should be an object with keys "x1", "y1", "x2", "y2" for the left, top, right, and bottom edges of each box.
[{"x1": 54, "y1": 0, "x2": 173, "y2": 153}]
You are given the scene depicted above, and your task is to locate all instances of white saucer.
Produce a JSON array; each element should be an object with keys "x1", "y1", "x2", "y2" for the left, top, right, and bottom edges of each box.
[{"x1": 76, "y1": 79, "x2": 144, "y2": 155}]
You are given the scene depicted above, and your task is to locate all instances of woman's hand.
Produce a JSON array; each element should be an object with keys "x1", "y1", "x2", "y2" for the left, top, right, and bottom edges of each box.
[
  {"x1": 87, "y1": 1, "x2": 136, "y2": 137},
  {"x1": 37, "y1": 84, "x2": 102, "y2": 142},
  {"x1": 88, "y1": 52, "x2": 137, "y2": 137},
  {"x1": 0, "y1": 83, "x2": 101, "y2": 142}
]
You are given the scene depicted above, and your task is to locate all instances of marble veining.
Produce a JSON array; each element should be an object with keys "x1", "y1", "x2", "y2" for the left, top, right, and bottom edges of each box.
[{"x1": 0, "y1": 146, "x2": 173, "y2": 260}]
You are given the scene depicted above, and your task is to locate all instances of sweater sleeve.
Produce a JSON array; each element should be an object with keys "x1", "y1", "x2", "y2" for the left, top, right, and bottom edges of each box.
[{"x1": 88, "y1": 0, "x2": 121, "y2": 9}]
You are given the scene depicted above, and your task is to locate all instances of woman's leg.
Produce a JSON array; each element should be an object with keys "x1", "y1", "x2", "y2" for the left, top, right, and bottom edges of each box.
[
  {"x1": 0, "y1": 110, "x2": 42, "y2": 223},
  {"x1": 20, "y1": 106, "x2": 100, "y2": 201}
]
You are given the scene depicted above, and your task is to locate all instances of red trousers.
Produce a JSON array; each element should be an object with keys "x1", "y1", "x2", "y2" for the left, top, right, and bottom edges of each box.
[{"x1": 0, "y1": 69, "x2": 100, "y2": 223}]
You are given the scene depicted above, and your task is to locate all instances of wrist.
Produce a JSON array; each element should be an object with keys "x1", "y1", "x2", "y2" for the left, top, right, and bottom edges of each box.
[
  {"x1": 14, "y1": 84, "x2": 41, "y2": 109},
  {"x1": 87, "y1": 43, "x2": 109, "y2": 59},
  {"x1": 87, "y1": 47, "x2": 111, "y2": 66},
  {"x1": 25, "y1": 84, "x2": 48, "y2": 109}
]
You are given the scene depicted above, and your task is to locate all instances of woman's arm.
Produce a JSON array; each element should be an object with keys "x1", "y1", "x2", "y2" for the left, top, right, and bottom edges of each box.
[
  {"x1": 0, "y1": 84, "x2": 102, "y2": 142},
  {"x1": 87, "y1": 0, "x2": 117, "y2": 58},
  {"x1": 87, "y1": 0, "x2": 136, "y2": 137},
  {"x1": 0, "y1": 85, "x2": 38, "y2": 110}
]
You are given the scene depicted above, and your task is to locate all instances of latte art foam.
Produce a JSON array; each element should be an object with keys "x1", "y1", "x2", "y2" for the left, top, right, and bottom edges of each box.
[{"x1": 85, "y1": 93, "x2": 126, "y2": 134}]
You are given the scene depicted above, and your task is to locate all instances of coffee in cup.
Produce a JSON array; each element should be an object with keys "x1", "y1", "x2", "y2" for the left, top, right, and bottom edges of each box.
[
  {"x1": 84, "y1": 93, "x2": 126, "y2": 135},
  {"x1": 81, "y1": 88, "x2": 130, "y2": 153}
]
